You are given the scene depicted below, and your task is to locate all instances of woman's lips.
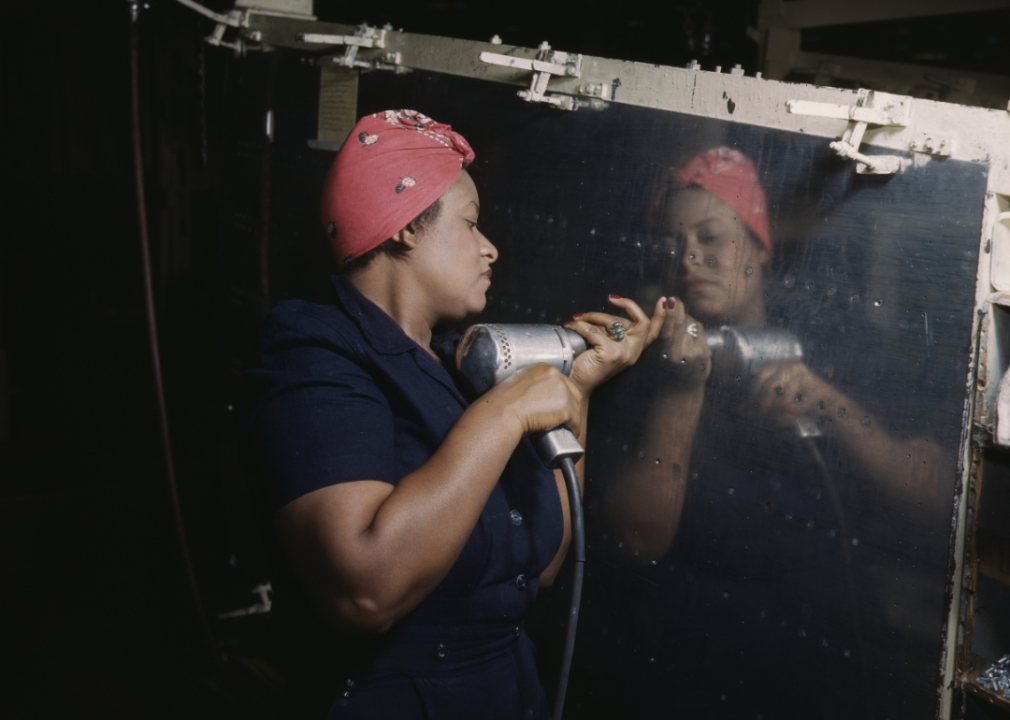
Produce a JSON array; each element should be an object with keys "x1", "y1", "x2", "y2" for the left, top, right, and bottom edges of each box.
[
  {"x1": 481, "y1": 269, "x2": 492, "y2": 282},
  {"x1": 685, "y1": 277, "x2": 711, "y2": 293}
]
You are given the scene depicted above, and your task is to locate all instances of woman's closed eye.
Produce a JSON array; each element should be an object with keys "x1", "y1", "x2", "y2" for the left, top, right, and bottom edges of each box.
[{"x1": 696, "y1": 229, "x2": 717, "y2": 245}]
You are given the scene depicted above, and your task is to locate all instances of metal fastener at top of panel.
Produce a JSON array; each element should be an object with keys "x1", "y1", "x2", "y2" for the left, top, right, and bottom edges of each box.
[{"x1": 241, "y1": 17, "x2": 1010, "y2": 192}]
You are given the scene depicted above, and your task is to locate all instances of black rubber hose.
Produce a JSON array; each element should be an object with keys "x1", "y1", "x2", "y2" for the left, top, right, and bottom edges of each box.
[
  {"x1": 801, "y1": 436, "x2": 869, "y2": 716},
  {"x1": 129, "y1": 3, "x2": 218, "y2": 659},
  {"x1": 553, "y1": 456, "x2": 585, "y2": 720}
]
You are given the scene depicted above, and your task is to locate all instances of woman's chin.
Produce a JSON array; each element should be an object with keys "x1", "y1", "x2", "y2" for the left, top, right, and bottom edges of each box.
[
  {"x1": 447, "y1": 297, "x2": 486, "y2": 324},
  {"x1": 685, "y1": 296, "x2": 722, "y2": 321},
  {"x1": 469, "y1": 295, "x2": 488, "y2": 317}
]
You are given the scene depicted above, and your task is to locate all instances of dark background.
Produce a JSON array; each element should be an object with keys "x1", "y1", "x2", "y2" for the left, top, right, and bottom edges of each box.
[{"x1": 1, "y1": 1, "x2": 1007, "y2": 718}]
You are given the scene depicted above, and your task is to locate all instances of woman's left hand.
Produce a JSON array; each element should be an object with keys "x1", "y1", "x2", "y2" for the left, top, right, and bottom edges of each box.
[
  {"x1": 565, "y1": 295, "x2": 667, "y2": 397},
  {"x1": 751, "y1": 360, "x2": 843, "y2": 425}
]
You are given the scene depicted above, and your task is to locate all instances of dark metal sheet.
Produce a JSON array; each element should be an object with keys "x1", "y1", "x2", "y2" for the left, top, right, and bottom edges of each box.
[{"x1": 221, "y1": 61, "x2": 988, "y2": 718}]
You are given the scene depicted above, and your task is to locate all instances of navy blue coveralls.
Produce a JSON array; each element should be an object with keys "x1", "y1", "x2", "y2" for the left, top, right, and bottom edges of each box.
[{"x1": 246, "y1": 275, "x2": 564, "y2": 719}]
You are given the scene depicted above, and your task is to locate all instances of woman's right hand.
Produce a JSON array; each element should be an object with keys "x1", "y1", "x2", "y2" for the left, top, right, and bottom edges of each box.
[
  {"x1": 486, "y1": 363, "x2": 584, "y2": 439},
  {"x1": 658, "y1": 298, "x2": 712, "y2": 390}
]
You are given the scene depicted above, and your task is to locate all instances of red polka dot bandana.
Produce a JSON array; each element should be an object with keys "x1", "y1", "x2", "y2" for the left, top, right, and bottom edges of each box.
[
  {"x1": 321, "y1": 110, "x2": 475, "y2": 267},
  {"x1": 661, "y1": 147, "x2": 771, "y2": 251}
]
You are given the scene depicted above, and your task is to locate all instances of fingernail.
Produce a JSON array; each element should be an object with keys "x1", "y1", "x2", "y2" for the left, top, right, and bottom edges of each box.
[
  {"x1": 669, "y1": 298, "x2": 677, "y2": 309},
  {"x1": 609, "y1": 294, "x2": 622, "y2": 300},
  {"x1": 573, "y1": 313, "x2": 585, "y2": 318},
  {"x1": 563, "y1": 321, "x2": 573, "y2": 326},
  {"x1": 661, "y1": 298, "x2": 667, "y2": 309}
]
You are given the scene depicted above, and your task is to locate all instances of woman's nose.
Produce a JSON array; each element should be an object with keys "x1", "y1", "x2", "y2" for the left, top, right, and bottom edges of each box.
[
  {"x1": 479, "y1": 230, "x2": 498, "y2": 263},
  {"x1": 680, "y1": 236, "x2": 700, "y2": 267}
]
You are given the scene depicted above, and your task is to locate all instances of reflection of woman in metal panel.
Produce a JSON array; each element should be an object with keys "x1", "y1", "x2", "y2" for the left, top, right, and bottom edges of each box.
[
  {"x1": 603, "y1": 147, "x2": 948, "y2": 561},
  {"x1": 245, "y1": 110, "x2": 665, "y2": 718}
]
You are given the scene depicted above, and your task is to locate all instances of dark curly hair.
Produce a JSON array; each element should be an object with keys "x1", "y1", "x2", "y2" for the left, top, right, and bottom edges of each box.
[{"x1": 339, "y1": 198, "x2": 442, "y2": 274}]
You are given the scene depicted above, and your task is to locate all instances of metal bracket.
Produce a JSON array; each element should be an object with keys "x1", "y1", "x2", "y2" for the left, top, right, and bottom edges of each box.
[
  {"x1": 173, "y1": 0, "x2": 259, "y2": 55},
  {"x1": 786, "y1": 90, "x2": 911, "y2": 175},
  {"x1": 480, "y1": 42, "x2": 582, "y2": 111},
  {"x1": 297, "y1": 24, "x2": 398, "y2": 70},
  {"x1": 908, "y1": 132, "x2": 954, "y2": 158}
]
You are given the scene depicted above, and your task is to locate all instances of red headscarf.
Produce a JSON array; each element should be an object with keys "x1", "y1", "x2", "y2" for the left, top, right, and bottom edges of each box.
[
  {"x1": 658, "y1": 147, "x2": 771, "y2": 251},
  {"x1": 321, "y1": 109, "x2": 475, "y2": 267}
]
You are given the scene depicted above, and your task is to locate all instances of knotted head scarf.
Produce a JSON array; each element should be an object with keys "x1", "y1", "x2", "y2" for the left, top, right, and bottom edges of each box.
[
  {"x1": 657, "y1": 147, "x2": 771, "y2": 251},
  {"x1": 321, "y1": 109, "x2": 475, "y2": 268}
]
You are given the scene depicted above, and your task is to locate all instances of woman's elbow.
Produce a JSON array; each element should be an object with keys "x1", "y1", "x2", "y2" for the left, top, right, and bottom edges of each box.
[
  {"x1": 322, "y1": 593, "x2": 400, "y2": 635},
  {"x1": 614, "y1": 521, "x2": 677, "y2": 564}
]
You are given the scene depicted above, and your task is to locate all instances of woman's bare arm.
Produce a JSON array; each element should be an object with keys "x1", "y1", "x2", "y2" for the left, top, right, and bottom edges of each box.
[
  {"x1": 275, "y1": 363, "x2": 582, "y2": 634},
  {"x1": 598, "y1": 299, "x2": 711, "y2": 563},
  {"x1": 600, "y1": 387, "x2": 703, "y2": 562},
  {"x1": 751, "y1": 360, "x2": 952, "y2": 500}
]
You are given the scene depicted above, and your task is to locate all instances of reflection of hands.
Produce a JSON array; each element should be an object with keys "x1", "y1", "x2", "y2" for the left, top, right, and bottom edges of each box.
[
  {"x1": 565, "y1": 295, "x2": 667, "y2": 396},
  {"x1": 656, "y1": 298, "x2": 711, "y2": 391},
  {"x1": 752, "y1": 360, "x2": 843, "y2": 425}
]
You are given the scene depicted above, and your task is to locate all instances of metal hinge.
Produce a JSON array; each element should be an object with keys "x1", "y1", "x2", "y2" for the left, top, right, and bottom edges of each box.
[
  {"x1": 480, "y1": 42, "x2": 584, "y2": 111},
  {"x1": 786, "y1": 90, "x2": 911, "y2": 175},
  {"x1": 297, "y1": 24, "x2": 401, "y2": 71}
]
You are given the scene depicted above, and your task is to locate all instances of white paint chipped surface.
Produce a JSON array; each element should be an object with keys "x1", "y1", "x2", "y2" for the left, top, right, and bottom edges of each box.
[{"x1": 263, "y1": 23, "x2": 1009, "y2": 194}]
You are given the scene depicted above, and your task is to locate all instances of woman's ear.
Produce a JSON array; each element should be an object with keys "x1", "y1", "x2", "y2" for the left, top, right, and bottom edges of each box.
[{"x1": 391, "y1": 225, "x2": 420, "y2": 250}]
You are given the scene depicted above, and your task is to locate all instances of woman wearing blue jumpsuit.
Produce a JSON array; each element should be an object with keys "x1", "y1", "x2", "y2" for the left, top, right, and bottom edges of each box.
[{"x1": 246, "y1": 110, "x2": 667, "y2": 718}]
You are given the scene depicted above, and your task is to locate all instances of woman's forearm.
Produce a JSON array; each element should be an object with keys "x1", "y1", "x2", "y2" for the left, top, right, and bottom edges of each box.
[
  {"x1": 752, "y1": 360, "x2": 952, "y2": 503},
  {"x1": 600, "y1": 387, "x2": 704, "y2": 562},
  {"x1": 815, "y1": 392, "x2": 952, "y2": 500}
]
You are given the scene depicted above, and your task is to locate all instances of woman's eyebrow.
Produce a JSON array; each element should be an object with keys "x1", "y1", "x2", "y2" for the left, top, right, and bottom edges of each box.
[{"x1": 693, "y1": 217, "x2": 721, "y2": 231}]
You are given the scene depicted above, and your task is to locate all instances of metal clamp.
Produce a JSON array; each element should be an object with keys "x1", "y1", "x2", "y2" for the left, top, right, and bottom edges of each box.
[
  {"x1": 297, "y1": 24, "x2": 397, "y2": 70},
  {"x1": 173, "y1": 0, "x2": 261, "y2": 55},
  {"x1": 786, "y1": 90, "x2": 911, "y2": 175},
  {"x1": 480, "y1": 41, "x2": 582, "y2": 111}
]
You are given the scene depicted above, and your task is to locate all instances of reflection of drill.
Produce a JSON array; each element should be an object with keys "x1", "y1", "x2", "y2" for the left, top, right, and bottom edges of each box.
[
  {"x1": 709, "y1": 327, "x2": 858, "y2": 657},
  {"x1": 706, "y1": 326, "x2": 820, "y2": 438}
]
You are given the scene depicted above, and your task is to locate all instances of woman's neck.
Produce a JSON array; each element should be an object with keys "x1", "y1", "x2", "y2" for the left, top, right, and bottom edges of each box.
[
  {"x1": 347, "y1": 262, "x2": 438, "y2": 356},
  {"x1": 734, "y1": 300, "x2": 768, "y2": 328}
]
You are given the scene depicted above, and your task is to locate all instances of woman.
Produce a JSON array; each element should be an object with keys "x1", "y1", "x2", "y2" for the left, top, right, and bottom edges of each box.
[
  {"x1": 246, "y1": 110, "x2": 665, "y2": 718},
  {"x1": 602, "y1": 147, "x2": 950, "y2": 560}
]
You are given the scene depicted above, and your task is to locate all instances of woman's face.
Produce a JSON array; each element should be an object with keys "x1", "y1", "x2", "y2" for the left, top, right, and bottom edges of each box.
[
  {"x1": 412, "y1": 170, "x2": 498, "y2": 322},
  {"x1": 662, "y1": 188, "x2": 770, "y2": 326}
]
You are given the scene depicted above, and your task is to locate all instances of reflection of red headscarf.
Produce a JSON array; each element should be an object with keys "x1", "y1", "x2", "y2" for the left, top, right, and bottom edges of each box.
[
  {"x1": 321, "y1": 109, "x2": 475, "y2": 267},
  {"x1": 658, "y1": 147, "x2": 771, "y2": 251}
]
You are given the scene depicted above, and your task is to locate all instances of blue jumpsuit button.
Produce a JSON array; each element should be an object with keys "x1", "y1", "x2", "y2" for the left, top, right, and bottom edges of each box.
[
  {"x1": 510, "y1": 509, "x2": 523, "y2": 525},
  {"x1": 433, "y1": 643, "x2": 449, "y2": 661},
  {"x1": 515, "y1": 574, "x2": 527, "y2": 591}
]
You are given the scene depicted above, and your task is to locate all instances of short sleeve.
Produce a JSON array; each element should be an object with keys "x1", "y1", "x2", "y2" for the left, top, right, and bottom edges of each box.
[{"x1": 246, "y1": 310, "x2": 396, "y2": 511}]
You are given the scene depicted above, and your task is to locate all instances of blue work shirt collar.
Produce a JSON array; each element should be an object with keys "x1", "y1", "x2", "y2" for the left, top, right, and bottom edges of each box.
[
  {"x1": 330, "y1": 274, "x2": 466, "y2": 399},
  {"x1": 330, "y1": 274, "x2": 419, "y2": 355}
]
